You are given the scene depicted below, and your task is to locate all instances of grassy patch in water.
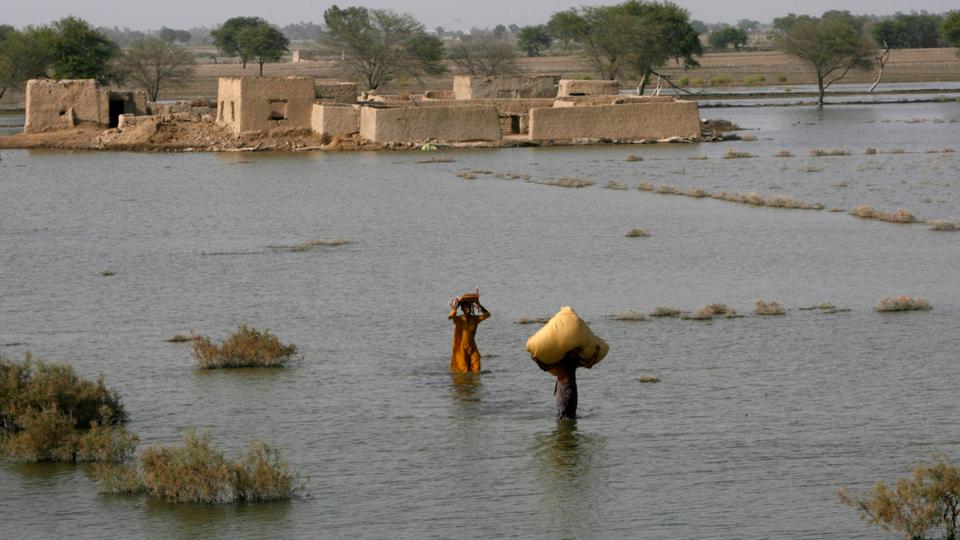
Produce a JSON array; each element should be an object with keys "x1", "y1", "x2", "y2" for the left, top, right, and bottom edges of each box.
[
  {"x1": 875, "y1": 296, "x2": 931, "y2": 312},
  {"x1": 649, "y1": 306, "x2": 681, "y2": 318},
  {"x1": 850, "y1": 206, "x2": 917, "y2": 224},
  {"x1": 0, "y1": 354, "x2": 136, "y2": 463},
  {"x1": 754, "y1": 299, "x2": 786, "y2": 316},
  {"x1": 723, "y1": 149, "x2": 754, "y2": 159},
  {"x1": 928, "y1": 220, "x2": 960, "y2": 231},
  {"x1": 192, "y1": 326, "x2": 297, "y2": 369},
  {"x1": 95, "y1": 429, "x2": 298, "y2": 504},
  {"x1": 624, "y1": 228, "x2": 650, "y2": 238},
  {"x1": 543, "y1": 178, "x2": 594, "y2": 188},
  {"x1": 612, "y1": 310, "x2": 647, "y2": 321},
  {"x1": 604, "y1": 181, "x2": 628, "y2": 190}
]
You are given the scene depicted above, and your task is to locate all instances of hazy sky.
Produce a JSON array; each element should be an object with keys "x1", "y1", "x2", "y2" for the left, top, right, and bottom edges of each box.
[{"x1": 6, "y1": 1, "x2": 957, "y2": 30}]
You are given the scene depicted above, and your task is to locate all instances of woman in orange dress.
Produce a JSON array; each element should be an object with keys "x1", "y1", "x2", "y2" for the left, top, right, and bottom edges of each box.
[{"x1": 447, "y1": 296, "x2": 490, "y2": 373}]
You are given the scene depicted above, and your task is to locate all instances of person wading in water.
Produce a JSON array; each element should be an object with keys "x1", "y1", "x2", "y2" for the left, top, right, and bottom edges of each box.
[
  {"x1": 536, "y1": 345, "x2": 601, "y2": 420},
  {"x1": 448, "y1": 292, "x2": 490, "y2": 373}
]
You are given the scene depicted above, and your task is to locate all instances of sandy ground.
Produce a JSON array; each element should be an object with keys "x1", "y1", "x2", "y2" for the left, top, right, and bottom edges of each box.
[{"x1": 2, "y1": 48, "x2": 958, "y2": 109}]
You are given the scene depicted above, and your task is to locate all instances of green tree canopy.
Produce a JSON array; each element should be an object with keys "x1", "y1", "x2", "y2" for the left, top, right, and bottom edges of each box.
[
  {"x1": 942, "y1": 11, "x2": 960, "y2": 49},
  {"x1": 0, "y1": 27, "x2": 55, "y2": 99},
  {"x1": 517, "y1": 25, "x2": 552, "y2": 57},
  {"x1": 235, "y1": 24, "x2": 289, "y2": 76},
  {"x1": 871, "y1": 13, "x2": 944, "y2": 48},
  {"x1": 116, "y1": 38, "x2": 195, "y2": 101},
  {"x1": 555, "y1": 1, "x2": 702, "y2": 93},
  {"x1": 320, "y1": 5, "x2": 446, "y2": 90},
  {"x1": 548, "y1": 11, "x2": 587, "y2": 50},
  {"x1": 211, "y1": 16, "x2": 266, "y2": 68},
  {"x1": 708, "y1": 26, "x2": 749, "y2": 51},
  {"x1": 776, "y1": 10, "x2": 876, "y2": 107},
  {"x1": 48, "y1": 17, "x2": 120, "y2": 84}
]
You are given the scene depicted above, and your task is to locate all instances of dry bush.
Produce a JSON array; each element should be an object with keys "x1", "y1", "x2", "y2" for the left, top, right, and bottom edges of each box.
[
  {"x1": 656, "y1": 184, "x2": 680, "y2": 195},
  {"x1": 637, "y1": 375, "x2": 660, "y2": 383},
  {"x1": 864, "y1": 147, "x2": 877, "y2": 155},
  {"x1": 94, "y1": 462, "x2": 145, "y2": 494},
  {"x1": 637, "y1": 181, "x2": 655, "y2": 192},
  {"x1": 743, "y1": 192, "x2": 766, "y2": 206},
  {"x1": 544, "y1": 178, "x2": 594, "y2": 188},
  {"x1": 943, "y1": 148, "x2": 956, "y2": 153},
  {"x1": 850, "y1": 206, "x2": 917, "y2": 224},
  {"x1": 810, "y1": 148, "x2": 850, "y2": 157},
  {"x1": 875, "y1": 296, "x2": 932, "y2": 312},
  {"x1": 612, "y1": 310, "x2": 647, "y2": 321},
  {"x1": 686, "y1": 188, "x2": 709, "y2": 198},
  {"x1": 775, "y1": 150, "x2": 794, "y2": 157},
  {"x1": 838, "y1": 454, "x2": 960, "y2": 540},
  {"x1": 683, "y1": 304, "x2": 737, "y2": 320},
  {"x1": 457, "y1": 172, "x2": 477, "y2": 180},
  {"x1": 723, "y1": 149, "x2": 754, "y2": 159},
  {"x1": 494, "y1": 172, "x2": 530, "y2": 180},
  {"x1": 0, "y1": 354, "x2": 134, "y2": 462},
  {"x1": 604, "y1": 181, "x2": 628, "y2": 190},
  {"x1": 624, "y1": 228, "x2": 650, "y2": 238},
  {"x1": 649, "y1": 306, "x2": 681, "y2": 318},
  {"x1": 166, "y1": 334, "x2": 196, "y2": 343},
  {"x1": 625, "y1": 154, "x2": 643, "y2": 162},
  {"x1": 131, "y1": 430, "x2": 298, "y2": 504},
  {"x1": 754, "y1": 299, "x2": 786, "y2": 316},
  {"x1": 928, "y1": 220, "x2": 960, "y2": 231},
  {"x1": 192, "y1": 326, "x2": 297, "y2": 369}
]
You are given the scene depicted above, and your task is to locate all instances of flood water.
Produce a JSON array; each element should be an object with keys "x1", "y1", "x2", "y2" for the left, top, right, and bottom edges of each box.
[{"x1": 2, "y1": 101, "x2": 959, "y2": 539}]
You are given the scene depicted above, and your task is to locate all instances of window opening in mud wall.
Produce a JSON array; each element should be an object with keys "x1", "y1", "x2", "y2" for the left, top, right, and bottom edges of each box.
[
  {"x1": 510, "y1": 115, "x2": 521, "y2": 134},
  {"x1": 269, "y1": 99, "x2": 288, "y2": 121},
  {"x1": 108, "y1": 98, "x2": 124, "y2": 128},
  {"x1": 218, "y1": 101, "x2": 224, "y2": 121},
  {"x1": 230, "y1": 101, "x2": 235, "y2": 122}
]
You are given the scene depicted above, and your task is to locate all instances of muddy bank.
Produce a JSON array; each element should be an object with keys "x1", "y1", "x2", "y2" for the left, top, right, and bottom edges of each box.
[{"x1": 0, "y1": 118, "x2": 718, "y2": 153}]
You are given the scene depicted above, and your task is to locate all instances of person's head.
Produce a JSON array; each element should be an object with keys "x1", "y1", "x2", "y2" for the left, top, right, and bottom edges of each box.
[{"x1": 459, "y1": 301, "x2": 474, "y2": 315}]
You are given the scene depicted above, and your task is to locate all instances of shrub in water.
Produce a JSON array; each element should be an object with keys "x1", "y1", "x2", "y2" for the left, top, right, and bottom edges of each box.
[
  {"x1": 649, "y1": 306, "x2": 681, "y2": 318},
  {"x1": 754, "y1": 299, "x2": 786, "y2": 316},
  {"x1": 612, "y1": 310, "x2": 647, "y2": 321},
  {"x1": 113, "y1": 430, "x2": 298, "y2": 504},
  {"x1": 0, "y1": 354, "x2": 135, "y2": 462},
  {"x1": 625, "y1": 228, "x2": 650, "y2": 238},
  {"x1": 928, "y1": 220, "x2": 960, "y2": 232},
  {"x1": 192, "y1": 326, "x2": 298, "y2": 369},
  {"x1": 875, "y1": 296, "x2": 932, "y2": 312}
]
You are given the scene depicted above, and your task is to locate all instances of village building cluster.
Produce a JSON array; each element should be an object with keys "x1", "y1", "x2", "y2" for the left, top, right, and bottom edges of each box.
[{"x1": 22, "y1": 75, "x2": 702, "y2": 145}]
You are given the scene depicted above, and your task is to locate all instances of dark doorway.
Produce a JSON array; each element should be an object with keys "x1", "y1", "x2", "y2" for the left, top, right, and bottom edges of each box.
[
  {"x1": 108, "y1": 98, "x2": 124, "y2": 128},
  {"x1": 510, "y1": 115, "x2": 521, "y2": 134}
]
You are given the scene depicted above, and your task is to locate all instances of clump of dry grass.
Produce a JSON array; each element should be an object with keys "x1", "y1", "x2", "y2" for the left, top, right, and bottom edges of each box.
[
  {"x1": 850, "y1": 206, "x2": 917, "y2": 224},
  {"x1": 604, "y1": 181, "x2": 628, "y2": 190},
  {"x1": 457, "y1": 172, "x2": 477, "y2": 180},
  {"x1": 100, "y1": 270, "x2": 116, "y2": 277},
  {"x1": 649, "y1": 306, "x2": 681, "y2": 318},
  {"x1": 192, "y1": 326, "x2": 297, "y2": 369},
  {"x1": 810, "y1": 148, "x2": 850, "y2": 157},
  {"x1": 166, "y1": 334, "x2": 196, "y2": 343},
  {"x1": 682, "y1": 304, "x2": 738, "y2": 320},
  {"x1": 0, "y1": 354, "x2": 136, "y2": 463},
  {"x1": 544, "y1": 178, "x2": 594, "y2": 188},
  {"x1": 864, "y1": 147, "x2": 877, "y2": 155},
  {"x1": 686, "y1": 188, "x2": 708, "y2": 198},
  {"x1": 624, "y1": 228, "x2": 650, "y2": 238},
  {"x1": 637, "y1": 181, "x2": 655, "y2": 192},
  {"x1": 494, "y1": 172, "x2": 530, "y2": 180},
  {"x1": 656, "y1": 184, "x2": 680, "y2": 195},
  {"x1": 875, "y1": 296, "x2": 932, "y2": 312},
  {"x1": 775, "y1": 150, "x2": 794, "y2": 157},
  {"x1": 928, "y1": 220, "x2": 960, "y2": 231},
  {"x1": 625, "y1": 154, "x2": 643, "y2": 162},
  {"x1": 709, "y1": 191, "x2": 822, "y2": 210},
  {"x1": 612, "y1": 310, "x2": 647, "y2": 321},
  {"x1": 754, "y1": 299, "x2": 786, "y2": 316},
  {"x1": 723, "y1": 149, "x2": 754, "y2": 159},
  {"x1": 637, "y1": 375, "x2": 660, "y2": 383},
  {"x1": 943, "y1": 147, "x2": 956, "y2": 153},
  {"x1": 96, "y1": 430, "x2": 298, "y2": 503},
  {"x1": 515, "y1": 317, "x2": 550, "y2": 325}
]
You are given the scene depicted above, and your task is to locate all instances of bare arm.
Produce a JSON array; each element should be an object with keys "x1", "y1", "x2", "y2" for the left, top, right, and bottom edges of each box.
[
  {"x1": 476, "y1": 302, "x2": 491, "y2": 321},
  {"x1": 448, "y1": 308, "x2": 458, "y2": 320}
]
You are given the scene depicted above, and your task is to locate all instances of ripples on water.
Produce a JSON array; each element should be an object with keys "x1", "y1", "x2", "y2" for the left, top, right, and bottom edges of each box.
[{"x1": 1, "y1": 102, "x2": 959, "y2": 539}]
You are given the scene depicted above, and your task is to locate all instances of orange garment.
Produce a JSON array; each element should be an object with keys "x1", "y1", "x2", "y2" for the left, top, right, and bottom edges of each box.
[{"x1": 449, "y1": 311, "x2": 489, "y2": 373}]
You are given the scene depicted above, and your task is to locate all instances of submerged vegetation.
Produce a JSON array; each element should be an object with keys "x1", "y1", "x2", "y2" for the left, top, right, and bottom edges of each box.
[
  {"x1": 875, "y1": 296, "x2": 932, "y2": 312},
  {"x1": 0, "y1": 354, "x2": 136, "y2": 463},
  {"x1": 275, "y1": 238, "x2": 351, "y2": 252},
  {"x1": 624, "y1": 228, "x2": 650, "y2": 238},
  {"x1": 612, "y1": 310, "x2": 647, "y2": 321},
  {"x1": 928, "y1": 220, "x2": 960, "y2": 231},
  {"x1": 754, "y1": 299, "x2": 786, "y2": 316},
  {"x1": 192, "y1": 325, "x2": 298, "y2": 369},
  {"x1": 94, "y1": 429, "x2": 298, "y2": 504},
  {"x1": 649, "y1": 306, "x2": 681, "y2": 318},
  {"x1": 543, "y1": 177, "x2": 594, "y2": 188},
  {"x1": 850, "y1": 206, "x2": 918, "y2": 224},
  {"x1": 682, "y1": 303, "x2": 738, "y2": 320}
]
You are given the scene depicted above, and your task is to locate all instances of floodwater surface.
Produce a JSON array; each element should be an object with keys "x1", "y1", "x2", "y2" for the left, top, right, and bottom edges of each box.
[{"x1": 1, "y1": 102, "x2": 959, "y2": 539}]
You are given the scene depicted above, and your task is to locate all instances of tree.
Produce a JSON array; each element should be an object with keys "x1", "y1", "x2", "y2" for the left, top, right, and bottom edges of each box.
[
  {"x1": 943, "y1": 11, "x2": 960, "y2": 50},
  {"x1": 48, "y1": 17, "x2": 120, "y2": 83},
  {"x1": 158, "y1": 27, "x2": 191, "y2": 44},
  {"x1": 556, "y1": 1, "x2": 701, "y2": 94},
  {"x1": 708, "y1": 27, "x2": 749, "y2": 51},
  {"x1": 320, "y1": 5, "x2": 446, "y2": 90},
  {"x1": 492, "y1": 24, "x2": 508, "y2": 38},
  {"x1": 0, "y1": 27, "x2": 55, "y2": 99},
  {"x1": 446, "y1": 34, "x2": 519, "y2": 76},
  {"x1": 688, "y1": 19, "x2": 707, "y2": 35},
  {"x1": 517, "y1": 25, "x2": 552, "y2": 57},
  {"x1": 211, "y1": 17, "x2": 264, "y2": 69},
  {"x1": 548, "y1": 11, "x2": 587, "y2": 50},
  {"x1": 871, "y1": 13, "x2": 943, "y2": 49},
  {"x1": 839, "y1": 454, "x2": 960, "y2": 540},
  {"x1": 116, "y1": 38, "x2": 195, "y2": 101},
  {"x1": 235, "y1": 24, "x2": 289, "y2": 76},
  {"x1": 776, "y1": 11, "x2": 875, "y2": 107},
  {"x1": 737, "y1": 19, "x2": 760, "y2": 32}
]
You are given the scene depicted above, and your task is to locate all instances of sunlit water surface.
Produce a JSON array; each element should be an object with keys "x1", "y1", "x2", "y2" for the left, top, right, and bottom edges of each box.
[{"x1": 1, "y1": 102, "x2": 959, "y2": 539}]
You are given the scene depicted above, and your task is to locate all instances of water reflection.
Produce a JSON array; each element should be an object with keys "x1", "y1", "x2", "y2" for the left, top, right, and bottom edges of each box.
[
  {"x1": 531, "y1": 423, "x2": 607, "y2": 535},
  {"x1": 449, "y1": 372, "x2": 482, "y2": 403},
  {"x1": 142, "y1": 496, "x2": 292, "y2": 540}
]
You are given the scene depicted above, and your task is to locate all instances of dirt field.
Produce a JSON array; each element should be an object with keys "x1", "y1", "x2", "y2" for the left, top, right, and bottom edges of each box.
[{"x1": 2, "y1": 48, "x2": 958, "y2": 109}]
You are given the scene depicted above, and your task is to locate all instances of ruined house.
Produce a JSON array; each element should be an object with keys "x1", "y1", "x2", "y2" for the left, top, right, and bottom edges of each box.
[
  {"x1": 23, "y1": 79, "x2": 146, "y2": 133},
  {"x1": 453, "y1": 75, "x2": 559, "y2": 100},
  {"x1": 216, "y1": 77, "x2": 316, "y2": 134},
  {"x1": 557, "y1": 79, "x2": 621, "y2": 97}
]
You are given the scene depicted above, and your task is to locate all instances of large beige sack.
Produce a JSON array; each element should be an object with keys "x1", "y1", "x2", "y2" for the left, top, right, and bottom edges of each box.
[{"x1": 525, "y1": 307, "x2": 609, "y2": 367}]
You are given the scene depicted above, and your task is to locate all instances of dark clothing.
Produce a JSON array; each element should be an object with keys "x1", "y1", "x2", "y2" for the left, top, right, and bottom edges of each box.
[{"x1": 554, "y1": 381, "x2": 578, "y2": 420}]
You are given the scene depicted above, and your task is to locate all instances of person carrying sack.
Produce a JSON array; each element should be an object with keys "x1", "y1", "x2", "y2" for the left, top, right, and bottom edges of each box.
[{"x1": 448, "y1": 291, "x2": 490, "y2": 373}]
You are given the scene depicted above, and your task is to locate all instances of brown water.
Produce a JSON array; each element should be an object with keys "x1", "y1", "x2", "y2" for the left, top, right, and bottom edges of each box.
[{"x1": 1, "y1": 102, "x2": 959, "y2": 539}]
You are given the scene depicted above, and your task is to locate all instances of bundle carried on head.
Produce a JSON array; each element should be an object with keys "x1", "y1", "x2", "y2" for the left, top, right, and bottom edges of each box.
[
  {"x1": 525, "y1": 307, "x2": 609, "y2": 368},
  {"x1": 450, "y1": 288, "x2": 480, "y2": 309}
]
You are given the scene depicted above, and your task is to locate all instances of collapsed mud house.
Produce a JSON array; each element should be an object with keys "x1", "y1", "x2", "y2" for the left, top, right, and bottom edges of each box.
[{"x1": 10, "y1": 74, "x2": 704, "y2": 151}]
